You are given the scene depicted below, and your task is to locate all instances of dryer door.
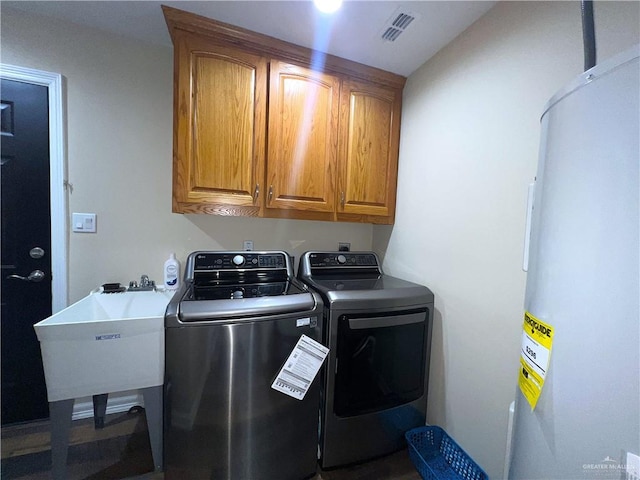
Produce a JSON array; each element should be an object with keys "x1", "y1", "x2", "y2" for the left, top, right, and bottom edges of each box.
[{"x1": 334, "y1": 308, "x2": 428, "y2": 417}]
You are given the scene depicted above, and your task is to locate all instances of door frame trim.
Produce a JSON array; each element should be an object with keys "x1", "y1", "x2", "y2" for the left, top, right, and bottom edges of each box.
[{"x1": 1, "y1": 64, "x2": 68, "y2": 313}]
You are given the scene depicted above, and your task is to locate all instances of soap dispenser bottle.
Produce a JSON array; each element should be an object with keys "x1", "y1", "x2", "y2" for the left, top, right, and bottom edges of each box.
[{"x1": 164, "y1": 253, "x2": 180, "y2": 290}]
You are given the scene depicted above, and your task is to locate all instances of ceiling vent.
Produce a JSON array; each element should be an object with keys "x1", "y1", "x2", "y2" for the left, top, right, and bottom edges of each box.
[{"x1": 380, "y1": 8, "x2": 421, "y2": 43}]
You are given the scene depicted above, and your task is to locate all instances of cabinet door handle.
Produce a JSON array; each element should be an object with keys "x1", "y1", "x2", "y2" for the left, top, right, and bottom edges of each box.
[
  {"x1": 253, "y1": 184, "x2": 260, "y2": 204},
  {"x1": 268, "y1": 185, "x2": 273, "y2": 203},
  {"x1": 340, "y1": 191, "x2": 345, "y2": 208}
]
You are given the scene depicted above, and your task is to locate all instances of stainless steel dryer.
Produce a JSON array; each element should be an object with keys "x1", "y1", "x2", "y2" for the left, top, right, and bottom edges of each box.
[
  {"x1": 298, "y1": 251, "x2": 434, "y2": 468},
  {"x1": 164, "y1": 251, "x2": 323, "y2": 480}
]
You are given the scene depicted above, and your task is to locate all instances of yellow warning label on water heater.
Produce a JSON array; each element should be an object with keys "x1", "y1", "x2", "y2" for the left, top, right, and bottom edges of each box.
[{"x1": 518, "y1": 311, "x2": 554, "y2": 410}]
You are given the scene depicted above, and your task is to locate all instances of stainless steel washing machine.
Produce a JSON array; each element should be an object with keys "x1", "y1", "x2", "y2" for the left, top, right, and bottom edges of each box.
[
  {"x1": 164, "y1": 251, "x2": 323, "y2": 479},
  {"x1": 298, "y1": 251, "x2": 434, "y2": 468}
]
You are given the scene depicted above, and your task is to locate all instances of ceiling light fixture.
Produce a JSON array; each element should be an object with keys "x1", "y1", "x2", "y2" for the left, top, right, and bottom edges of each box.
[{"x1": 313, "y1": 0, "x2": 342, "y2": 14}]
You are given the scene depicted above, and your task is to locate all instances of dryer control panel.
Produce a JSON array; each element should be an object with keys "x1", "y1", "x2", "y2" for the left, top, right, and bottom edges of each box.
[{"x1": 307, "y1": 252, "x2": 379, "y2": 268}]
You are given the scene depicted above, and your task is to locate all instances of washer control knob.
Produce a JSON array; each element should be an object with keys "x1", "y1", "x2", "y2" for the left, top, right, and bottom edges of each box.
[
  {"x1": 337, "y1": 254, "x2": 347, "y2": 264},
  {"x1": 232, "y1": 255, "x2": 245, "y2": 266}
]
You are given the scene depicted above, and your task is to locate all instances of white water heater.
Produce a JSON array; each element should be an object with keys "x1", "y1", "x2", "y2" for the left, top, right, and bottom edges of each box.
[{"x1": 510, "y1": 45, "x2": 639, "y2": 479}]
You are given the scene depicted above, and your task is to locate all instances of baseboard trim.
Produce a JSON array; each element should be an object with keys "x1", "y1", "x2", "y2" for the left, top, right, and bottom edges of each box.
[{"x1": 71, "y1": 391, "x2": 144, "y2": 421}]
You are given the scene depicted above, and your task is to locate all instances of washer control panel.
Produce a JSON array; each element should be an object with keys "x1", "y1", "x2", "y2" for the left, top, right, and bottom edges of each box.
[{"x1": 192, "y1": 251, "x2": 288, "y2": 271}]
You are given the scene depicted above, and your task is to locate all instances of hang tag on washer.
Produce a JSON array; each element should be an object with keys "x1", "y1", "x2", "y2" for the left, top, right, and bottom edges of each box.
[{"x1": 271, "y1": 334, "x2": 329, "y2": 400}]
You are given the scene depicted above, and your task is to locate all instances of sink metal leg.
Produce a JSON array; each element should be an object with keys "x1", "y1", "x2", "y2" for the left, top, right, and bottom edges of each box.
[
  {"x1": 49, "y1": 399, "x2": 74, "y2": 480},
  {"x1": 142, "y1": 386, "x2": 163, "y2": 471},
  {"x1": 92, "y1": 393, "x2": 108, "y2": 429}
]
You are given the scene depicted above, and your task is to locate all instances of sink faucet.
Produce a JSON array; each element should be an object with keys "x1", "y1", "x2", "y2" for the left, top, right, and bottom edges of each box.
[{"x1": 129, "y1": 275, "x2": 156, "y2": 291}]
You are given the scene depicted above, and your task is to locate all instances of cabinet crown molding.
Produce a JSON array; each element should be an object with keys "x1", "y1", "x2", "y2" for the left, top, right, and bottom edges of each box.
[{"x1": 162, "y1": 5, "x2": 406, "y2": 90}]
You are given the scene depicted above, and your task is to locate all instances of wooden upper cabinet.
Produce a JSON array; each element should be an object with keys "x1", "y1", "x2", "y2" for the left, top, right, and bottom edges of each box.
[
  {"x1": 337, "y1": 80, "x2": 401, "y2": 223},
  {"x1": 266, "y1": 61, "x2": 340, "y2": 215},
  {"x1": 163, "y1": 6, "x2": 405, "y2": 223},
  {"x1": 172, "y1": 33, "x2": 267, "y2": 214}
]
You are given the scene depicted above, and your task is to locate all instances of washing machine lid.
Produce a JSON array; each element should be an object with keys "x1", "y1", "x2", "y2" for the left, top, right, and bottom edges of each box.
[
  {"x1": 169, "y1": 250, "x2": 320, "y2": 323},
  {"x1": 176, "y1": 292, "x2": 318, "y2": 322}
]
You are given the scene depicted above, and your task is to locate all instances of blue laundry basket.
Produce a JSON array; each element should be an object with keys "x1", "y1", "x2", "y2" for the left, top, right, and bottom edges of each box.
[{"x1": 405, "y1": 426, "x2": 489, "y2": 480}]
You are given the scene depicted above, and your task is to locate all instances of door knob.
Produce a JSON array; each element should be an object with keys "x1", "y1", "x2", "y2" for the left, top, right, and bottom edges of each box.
[{"x1": 7, "y1": 270, "x2": 46, "y2": 282}]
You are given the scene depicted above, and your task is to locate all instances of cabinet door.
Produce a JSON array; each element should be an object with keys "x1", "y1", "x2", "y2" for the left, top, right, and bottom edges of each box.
[
  {"x1": 173, "y1": 34, "x2": 267, "y2": 214},
  {"x1": 266, "y1": 61, "x2": 339, "y2": 215},
  {"x1": 337, "y1": 80, "x2": 401, "y2": 223}
]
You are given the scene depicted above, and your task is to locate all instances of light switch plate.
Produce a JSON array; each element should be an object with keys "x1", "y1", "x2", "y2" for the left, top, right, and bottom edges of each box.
[{"x1": 72, "y1": 213, "x2": 97, "y2": 233}]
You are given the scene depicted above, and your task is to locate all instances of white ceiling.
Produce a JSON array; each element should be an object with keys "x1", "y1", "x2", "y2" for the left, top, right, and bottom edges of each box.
[{"x1": 2, "y1": 1, "x2": 496, "y2": 77}]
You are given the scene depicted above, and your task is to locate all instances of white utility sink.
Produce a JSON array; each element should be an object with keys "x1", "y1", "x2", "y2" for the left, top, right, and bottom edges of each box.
[{"x1": 34, "y1": 289, "x2": 175, "y2": 402}]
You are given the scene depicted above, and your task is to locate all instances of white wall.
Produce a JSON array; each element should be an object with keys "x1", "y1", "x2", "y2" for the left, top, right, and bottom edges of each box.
[
  {"x1": 374, "y1": 2, "x2": 639, "y2": 479},
  {"x1": 0, "y1": 7, "x2": 373, "y2": 305}
]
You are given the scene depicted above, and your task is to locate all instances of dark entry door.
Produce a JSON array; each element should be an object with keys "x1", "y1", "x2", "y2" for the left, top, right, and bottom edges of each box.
[{"x1": 1, "y1": 78, "x2": 52, "y2": 425}]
